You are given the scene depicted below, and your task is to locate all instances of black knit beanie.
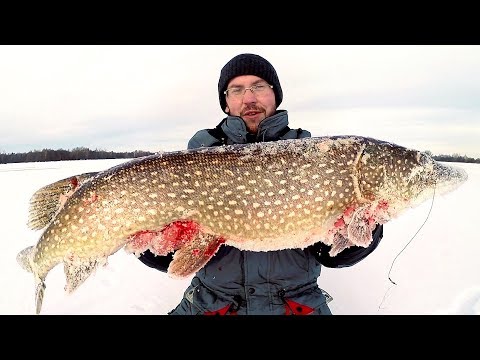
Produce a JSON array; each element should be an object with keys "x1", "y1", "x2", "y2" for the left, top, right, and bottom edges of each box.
[{"x1": 218, "y1": 53, "x2": 283, "y2": 113}]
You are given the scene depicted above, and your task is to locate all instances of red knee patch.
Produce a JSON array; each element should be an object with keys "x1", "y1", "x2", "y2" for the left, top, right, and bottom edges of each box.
[
  {"x1": 284, "y1": 299, "x2": 315, "y2": 315},
  {"x1": 204, "y1": 304, "x2": 236, "y2": 315}
]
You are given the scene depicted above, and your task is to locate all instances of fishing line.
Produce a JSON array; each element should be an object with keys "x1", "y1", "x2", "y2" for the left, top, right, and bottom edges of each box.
[{"x1": 377, "y1": 181, "x2": 437, "y2": 312}]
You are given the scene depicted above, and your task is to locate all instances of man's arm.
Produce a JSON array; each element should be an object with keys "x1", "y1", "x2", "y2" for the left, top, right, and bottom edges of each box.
[{"x1": 311, "y1": 224, "x2": 384, "y2": 268}]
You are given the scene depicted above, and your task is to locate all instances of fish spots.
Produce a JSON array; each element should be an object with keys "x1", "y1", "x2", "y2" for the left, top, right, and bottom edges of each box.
[
  {"x1": 83, "y1": 191, "x2": 98, "y2": 205},
  {"x1": 264, "y1": 179, "x2": 273, "y2": 186}
]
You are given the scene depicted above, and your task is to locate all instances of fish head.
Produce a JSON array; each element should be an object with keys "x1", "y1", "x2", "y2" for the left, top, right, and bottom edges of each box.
[{"x1": 358, "y1": 138, "x2": 468, "y2": 212}]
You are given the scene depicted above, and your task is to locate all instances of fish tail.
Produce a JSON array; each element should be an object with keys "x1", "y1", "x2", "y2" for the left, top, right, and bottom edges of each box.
[
  {"x1": 27, "y1": 171, "x2": 98, "y2": 230},
  {"x1": 17, "y1": 246, "x2": 46, "y2": 314},
  {"x1": 35, "y1": 277, "x2": 46, "y2": 315}
]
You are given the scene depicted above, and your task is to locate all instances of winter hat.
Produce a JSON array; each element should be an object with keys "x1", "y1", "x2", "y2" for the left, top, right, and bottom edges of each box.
[{"x1": 218, "y1": 53, "x2": 283, "y2": 113}]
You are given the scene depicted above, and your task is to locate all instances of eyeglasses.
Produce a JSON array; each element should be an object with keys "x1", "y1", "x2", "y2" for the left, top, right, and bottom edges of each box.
[{"x1": 224, "y1": 83, "x2": 273, "y2": 99}]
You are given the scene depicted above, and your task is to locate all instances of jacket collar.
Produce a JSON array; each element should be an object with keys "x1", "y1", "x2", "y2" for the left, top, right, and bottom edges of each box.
[{"x1": 221, "y1": 110, "x2": 289, "y2": 144}]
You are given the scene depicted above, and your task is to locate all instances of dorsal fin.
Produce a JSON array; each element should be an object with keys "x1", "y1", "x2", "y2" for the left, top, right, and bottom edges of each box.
[{"x1": 27, "y1": 171, "x2": 98, "y2": 230}]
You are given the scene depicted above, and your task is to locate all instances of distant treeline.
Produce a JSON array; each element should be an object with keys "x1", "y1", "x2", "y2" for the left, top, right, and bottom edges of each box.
[
  {"x1": 0, "y1": 147, "x2": 479, "y2": 164},
  {"x1": 0, "y1": 147, "x2": 155, "y2": 164},
  {"x1": 424, "y1": 151, "x2": 480, "y2": 164}
]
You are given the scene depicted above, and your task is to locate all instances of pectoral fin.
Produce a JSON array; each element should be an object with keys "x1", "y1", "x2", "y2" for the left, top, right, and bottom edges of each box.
[
  {"x1": 329, "y1": 233, "x2": 354, "y2": 257},
  {"x1": 328, "y1": 204, "x2": 377, "y2": 256},
  {"x1": 346, "y1": 205, "x2": 377, "y2": 247}
]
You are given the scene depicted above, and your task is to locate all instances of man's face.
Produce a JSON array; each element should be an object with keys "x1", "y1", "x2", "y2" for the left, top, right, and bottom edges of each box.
[{"x1": 224, "y1": 75, "x2": 277, "y2": 134}]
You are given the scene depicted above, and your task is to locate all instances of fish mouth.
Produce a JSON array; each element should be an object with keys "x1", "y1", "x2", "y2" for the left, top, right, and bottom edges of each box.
[
  {"x1": 423, "y1": 162, "x2": 468, "y2": 199},
  {"x1": 434, "y1": 162, "x2": 468, "y2": 184}
]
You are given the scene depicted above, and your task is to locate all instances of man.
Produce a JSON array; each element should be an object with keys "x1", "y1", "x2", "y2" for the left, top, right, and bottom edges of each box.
[{"x1": 138, "y1": 53, "x2": 384, "y2": 315}]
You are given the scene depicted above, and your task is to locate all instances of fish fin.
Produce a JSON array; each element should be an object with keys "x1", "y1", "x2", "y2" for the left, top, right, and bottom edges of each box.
[
  {"x1": 328, "y1": 204, "x2": 378, "y2": 256},
  {"x1": 16, "y1": 246, "x2": 34, "y2": 273},
  {"x1": 16, "y1": 247, "x2": 46, "y2": 315},
  {"x1": 346, "y1": 206, "x2": 376, "y2": 247},
  {"x1": 27, "y1": 172, "x2": 98, "y2": 230},
  {"x1": 168, "y1": 233, "x2": 225, "y2": 278},
  {"x1": 329, "y1": 233, "x2": 356, "y2": 257},
  {"x1": 35, "y1": 277, "x2": 46, "y2": 315},
  {"x1": 63, "y1": 258, "x2": 102, "y2": 294}
]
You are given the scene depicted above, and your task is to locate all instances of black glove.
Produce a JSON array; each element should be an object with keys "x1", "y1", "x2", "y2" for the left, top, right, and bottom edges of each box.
[
  {"x1": 311, "y1": 224, "x2": 384, "y2": 268},
  {"x1": 137, "y1": 250, "x2": 174, "y2": 273}
]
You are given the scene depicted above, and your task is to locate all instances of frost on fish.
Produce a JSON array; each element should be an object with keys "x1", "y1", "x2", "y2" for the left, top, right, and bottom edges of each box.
[{"x1": 16, "y1": 135, "x2": 468, "y2": 314}]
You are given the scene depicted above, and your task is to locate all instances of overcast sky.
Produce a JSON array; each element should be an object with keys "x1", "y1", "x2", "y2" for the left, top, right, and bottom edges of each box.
[{"x1": 1, "y1": 45, "x2": 479, "y2": 158}]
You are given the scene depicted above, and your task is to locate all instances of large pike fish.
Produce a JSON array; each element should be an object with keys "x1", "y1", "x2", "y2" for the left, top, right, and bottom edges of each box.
[{"x1": 17, "y1": 136, "x2": 468, "y2": 314}]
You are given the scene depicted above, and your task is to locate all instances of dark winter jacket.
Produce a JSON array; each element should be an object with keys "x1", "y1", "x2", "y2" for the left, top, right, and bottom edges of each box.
[{"x1": 138, "y1": 110, "x2": 383, "y2": 315}]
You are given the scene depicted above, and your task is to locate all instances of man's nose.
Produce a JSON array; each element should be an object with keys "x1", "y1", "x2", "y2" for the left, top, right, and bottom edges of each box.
[{"x1": 242, "y1": 88, "x2": 257, "y2": 102}]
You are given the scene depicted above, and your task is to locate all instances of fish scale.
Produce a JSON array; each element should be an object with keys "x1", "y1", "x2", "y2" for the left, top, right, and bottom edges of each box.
[{"x1": 16, "y1": 135, "x2": 468, "y2": 314}]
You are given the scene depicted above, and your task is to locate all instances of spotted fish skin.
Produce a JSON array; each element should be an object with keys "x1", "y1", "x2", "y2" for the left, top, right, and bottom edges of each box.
[{"x1": 16, "y1": 135, "x2": 468, "y2": 314}]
